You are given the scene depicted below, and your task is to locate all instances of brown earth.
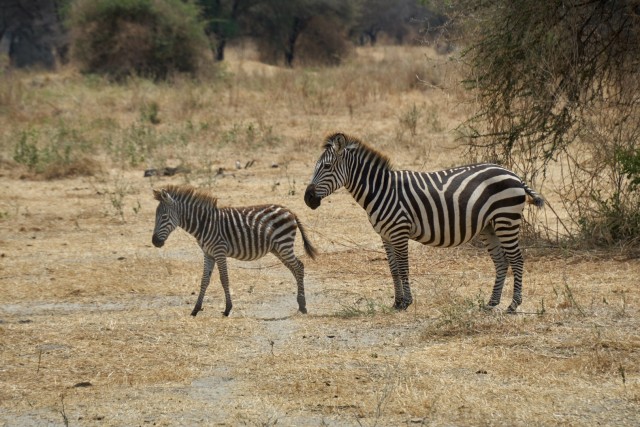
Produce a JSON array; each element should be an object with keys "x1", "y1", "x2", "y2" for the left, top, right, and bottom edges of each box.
[{"x1": 1, "y1": 45, "x2": 639, "y2": 426}]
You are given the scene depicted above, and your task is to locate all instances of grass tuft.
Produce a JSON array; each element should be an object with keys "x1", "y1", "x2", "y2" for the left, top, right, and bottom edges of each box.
[{"x1": 335, "y1": 298, "x2": 394, "y2": 318}]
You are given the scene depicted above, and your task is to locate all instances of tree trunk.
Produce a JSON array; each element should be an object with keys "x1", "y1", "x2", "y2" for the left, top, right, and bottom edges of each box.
[
  {"x1": 285, "y1": 16, "x2": 309, "y2": 68},
  {"x1": 215, "y1": 38, "x2": 226, "y2": 61}
]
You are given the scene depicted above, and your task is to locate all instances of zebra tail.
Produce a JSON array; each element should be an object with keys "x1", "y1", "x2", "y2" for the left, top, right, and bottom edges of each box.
[
  {"x1": 523, "y1": 183, "x2": 545, "y2": 209},
  {"x1": 296, "y1": 219, "x2": 318, "y2": 260}
]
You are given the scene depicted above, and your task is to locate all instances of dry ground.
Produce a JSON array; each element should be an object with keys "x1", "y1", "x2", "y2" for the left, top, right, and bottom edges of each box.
[{"x1": 1, "y1": 45, "x2": 639, "y2": 426}]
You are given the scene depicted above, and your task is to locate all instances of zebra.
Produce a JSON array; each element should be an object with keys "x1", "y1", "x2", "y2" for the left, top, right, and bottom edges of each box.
[
  {"x1": 304, "y1": 133, "x2": 544, "y2": 313},
  {"x1": 152, "y1": 185, "x2": 317, "y2": 317}
]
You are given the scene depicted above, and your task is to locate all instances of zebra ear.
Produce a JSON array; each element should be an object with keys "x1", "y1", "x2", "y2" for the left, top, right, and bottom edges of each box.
[
  {"x1": 333, "y1": 133, "x2": 346, "y2": 148},
  {"x1": 332, "y1": 133, "x2": 356, "y2": 155},
  {"x1": 163, "y1": 190, "x2": 175, "y2": 205},
  {"x1": 155, "y1": 189, "x2": 175, "y2": 205}
]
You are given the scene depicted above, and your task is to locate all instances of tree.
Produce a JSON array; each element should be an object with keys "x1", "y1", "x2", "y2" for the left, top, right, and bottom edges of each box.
[
  {"x1": 455, "y1": 0, "x2": 640, "y2": 245},
  {"x1": 247, "y1": 0, "x2": 356, "y2": 67},
  {"x1": 198, "y1": 0, "x2": 260, "y2": 61},
  {"x1": 0, "y1": 0, "x2": 68, "y2": 69},
  {"x1": 352, "y1": 0, "x2": 442, "y2": 46}
]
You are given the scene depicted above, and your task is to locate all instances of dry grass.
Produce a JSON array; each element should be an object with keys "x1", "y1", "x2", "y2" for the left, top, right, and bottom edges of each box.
[{"x1": 0, "y1": 45, "x2": 639, "y2": 426}]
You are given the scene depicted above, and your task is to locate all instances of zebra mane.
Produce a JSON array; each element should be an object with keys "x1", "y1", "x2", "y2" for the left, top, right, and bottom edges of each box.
[
  {"x1": 158, "y1": 185, "x2": 218, "y2": 208},
  {"x1": 324, "y1": 133, "x2": 394, "y2": 171}
]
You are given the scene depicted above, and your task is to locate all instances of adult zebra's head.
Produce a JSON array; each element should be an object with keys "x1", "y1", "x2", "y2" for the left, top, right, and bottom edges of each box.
[
  {"x1": 152, "y1": 189, "x2": 179, "y2": 248},
  {"x1": 304, "y1": 133, "x2": 356, "y2": 210}
]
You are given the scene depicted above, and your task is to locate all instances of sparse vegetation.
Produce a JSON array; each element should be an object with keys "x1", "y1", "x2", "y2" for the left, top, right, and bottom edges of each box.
[
  {"x1": 336, "y1": 297, "x2": 393, "y2": 318},
  {"x1": 12, "y1": 126, "x2": 97, "y2": 179}
]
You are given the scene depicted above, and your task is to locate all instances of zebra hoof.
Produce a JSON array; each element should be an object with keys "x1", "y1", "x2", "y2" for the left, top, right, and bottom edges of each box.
[
  {"x1": 297, "y1": 296, "x2": 307, "y2": 314},
  {"x1": 506, "y1": 305, "x2": 518, "y2": 314},
  {"x1": 393, "y1": 302, "x2": 408, "y2": 311},
  {"x1": 483, "y1": 300, "x2": 500, "y2": 311},
  {"x1": 191, "y1": 307, "x2": 202, "y2": 316}
]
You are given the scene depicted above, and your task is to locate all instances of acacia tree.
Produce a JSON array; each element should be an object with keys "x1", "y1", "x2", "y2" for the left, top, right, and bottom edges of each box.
[{"x1": 455, "y1": 0, "x2": 640, "y2": 245}]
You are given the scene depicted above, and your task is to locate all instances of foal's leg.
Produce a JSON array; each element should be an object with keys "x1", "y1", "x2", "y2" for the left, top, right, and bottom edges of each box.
[
  {"x1": 215, "y1": 253, "x2": 233, "y2": 316},
  {"x1": 273, "y1": 244, "x2": 307, "y2": 314},
  {"x1": 192, "y1": 254, "x2": 215, "y2": 316}
]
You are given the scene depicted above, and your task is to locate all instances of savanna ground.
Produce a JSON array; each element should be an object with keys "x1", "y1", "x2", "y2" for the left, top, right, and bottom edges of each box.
[{"x1": 1, "y1": 44, "x2": 639, "y2": 426}]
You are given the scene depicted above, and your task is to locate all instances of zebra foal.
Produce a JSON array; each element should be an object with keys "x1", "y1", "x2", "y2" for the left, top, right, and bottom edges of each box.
[
  {"x1": 152, "y1": 185, "x2": 317, "y2": 316},
  {"x1": 304, "y1": 133, "x2": 544, "y2": 313}
]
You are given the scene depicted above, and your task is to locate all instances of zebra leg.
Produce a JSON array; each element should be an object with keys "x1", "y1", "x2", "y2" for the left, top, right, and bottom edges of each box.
[
  {"x1": 504, "y1": 242, "x2": 524, "y2": 314},
  {"x1": 494, "y1": 221, "x2": 525, "y2": 313},
  {"x1": 382, "y1": 240, "x2": 404, "y2": 309},
  {"x1": 479, "y1": 224, "x2": 509, "y2": 309},
  {"x1": 215, "y1": 254, "x2": 233, "y2": 316},
  {"x1": 274, "y1": 248, "x2": 307, "y2": 314},
  {"x1": 394, "y1": 239, "x2": 413, "y2": 309},
  {"x1": 384, "y1": 239, "x2": 412, "y2": 310},
  {"x1": 192, "y1": 255, "x2": 215, "y2": 316}
]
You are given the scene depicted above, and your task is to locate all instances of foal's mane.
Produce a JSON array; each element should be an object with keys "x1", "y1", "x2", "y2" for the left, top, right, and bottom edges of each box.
[
  {"x1": 324, "y1": 133, "x2": 394, "y2": 171},
  {"x1": 157, "y1": 185, "x2": 218, "y2": 207}
]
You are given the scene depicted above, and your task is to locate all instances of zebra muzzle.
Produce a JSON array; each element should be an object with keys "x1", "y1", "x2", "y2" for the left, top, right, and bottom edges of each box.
[
  {"x1": 152, "y1": 234, "x2": 165, "y2": 248},
  {"x1": 304, "y1": 185, "x2": 321, "y2": 210}
]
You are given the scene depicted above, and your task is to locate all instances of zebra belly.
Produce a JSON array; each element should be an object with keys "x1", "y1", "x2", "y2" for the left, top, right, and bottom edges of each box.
[
  {"x1": 216, "y1": 212, "x2": 280, "y2": 261},
  {"x1": 409, "y1": 216, "x2": 482, "y2": 248},
  {"x1": 201, "y1": 245, "x2": 269, "y2": 261},
  {"x1": 230, "y1": 251, "x2": 269, "y2": 261},
  {"x1": 413, "y1": 231, "x2": 475, "y2": 248}
]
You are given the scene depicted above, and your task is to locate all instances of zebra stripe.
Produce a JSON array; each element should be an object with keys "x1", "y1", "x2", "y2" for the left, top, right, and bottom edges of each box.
[
  {"x1": 304, "y1": 133, "x2": 543, "y2": 313},
  {"x1": 152, "y1": 185, "x2": 317, "y2": 316}
]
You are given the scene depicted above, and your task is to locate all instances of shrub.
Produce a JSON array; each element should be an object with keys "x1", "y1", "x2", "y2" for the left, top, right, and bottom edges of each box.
[
  {"x1": 295, "y1": 16, "x2": 352, "y2": 67},
  {"x1": 577, "y1": 148, "x2": 640, "y2": 245},
  {"x1": 69, "y1": 0, "x2": 211, "y2": 80},
  {"x1": 619, "y1": 148, "x2": 640, "y2": 191}
]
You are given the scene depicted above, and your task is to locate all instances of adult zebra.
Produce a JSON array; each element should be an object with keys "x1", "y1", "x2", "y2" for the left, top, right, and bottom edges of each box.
[
  {"x1": 304, "y1": 133, "x2": 544, "y2": 313},
  {"x1": 152, "y1": 185, "x2": 317, "y2": 316}
]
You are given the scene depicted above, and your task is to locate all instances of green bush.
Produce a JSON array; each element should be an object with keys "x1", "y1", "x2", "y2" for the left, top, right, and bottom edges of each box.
[
  {"x1": 573, "y1": 147, "x2": 640, "y2": 246},
  {"x1": 619, "y1": 148, "x2": 640, "y2": 190},
  {"x1": 69, "y1": 0, "x2": 211, "y2": 80},
  {"x1": 13, "y1": 127, "x2": 98, "y2": 179}
]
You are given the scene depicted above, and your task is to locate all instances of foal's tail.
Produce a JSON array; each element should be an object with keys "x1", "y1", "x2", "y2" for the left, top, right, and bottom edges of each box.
[{"x1": 296, "y1": 218, "x2": 318, "y2": 260}]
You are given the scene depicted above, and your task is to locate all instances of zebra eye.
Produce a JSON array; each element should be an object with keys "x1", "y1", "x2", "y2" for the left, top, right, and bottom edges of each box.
[
  {"x1": 161, "y1": 214, "x2": 169, "y2": 220},
  {"x1": 322, "y1": 162, "x2": 332, "y2": 170}
]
